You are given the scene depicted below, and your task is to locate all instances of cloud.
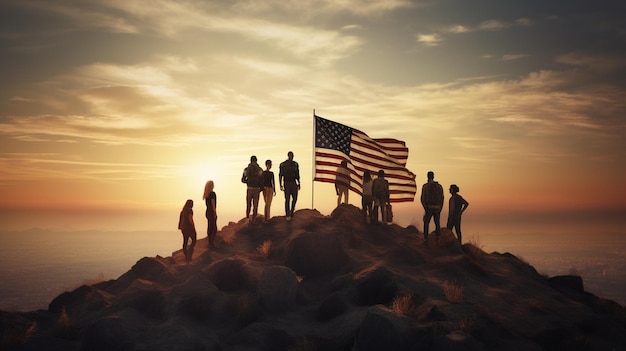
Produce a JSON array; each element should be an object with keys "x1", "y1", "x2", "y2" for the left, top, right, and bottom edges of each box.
[
  {"x1": 0, "y1": 153, "x2": 178, "y2": 182},
  {"x1": 230, "y1": 0, "x2": 415, "y2": 17},
  {"x1": 447, "y1": 25, "x2": 471, "y2": 34},
  {"x1": 417, "y1": 33, "x2": 443, "y2": 46},
  {"x1": 5, "y1": 1, "x2": 363, "y2": 67},
  {"x1": 418, "y1": 17, "x2": 534, "y2": 48},
  {"x1": 479, "y1": 19, "x2": 509, "y2": 31},
  {"x1": 1, "y1": 1, "x2": 624, "y2": 175},
  {"x1": 502, "y1": 54, "x2": 529, "y2": 61},
  {"x1": 557, "y1": 52, "x2": 626, "y2": 73}
]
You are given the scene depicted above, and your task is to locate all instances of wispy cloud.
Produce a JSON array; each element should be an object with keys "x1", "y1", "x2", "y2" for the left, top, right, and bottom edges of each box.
[
  {"x1": 417, "y1": 33, "x2": 443, "y2": 46},
  {"x1": 418, "y1": 17, "x2": 535, "y2": 47},
  {"x1": 0, "y1": 153, "x2": 178, "y2": 182},
  {"x1": 6, "y1": 1, "x2": 363, "y2": 67},
  {"x1": 502, "y1": 54, "x2": 529, "y2": 61},
  {"x1": 478, "y1": 19, "x2": 508, "y2": 31}
]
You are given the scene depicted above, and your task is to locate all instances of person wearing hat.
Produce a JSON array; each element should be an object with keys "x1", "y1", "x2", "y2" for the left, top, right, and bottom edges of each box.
[{"x1": 446, "y1": 184, "x2": 469, "y2": 244}]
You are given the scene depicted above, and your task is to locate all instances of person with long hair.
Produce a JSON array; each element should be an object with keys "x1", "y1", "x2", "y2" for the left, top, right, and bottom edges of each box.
[
  {"x1": 203, "y1": 180, "x2": 217, "y2": 248},
  {"x1": 178, "y1": 199, "x2": 197, "y2": 263},
  {"x1": 262, "y1": 160, "x2": 276, "y2": 222}
]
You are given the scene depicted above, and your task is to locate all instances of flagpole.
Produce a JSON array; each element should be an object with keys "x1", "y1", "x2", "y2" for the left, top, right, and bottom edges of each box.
[{"x1": 311, "y1": 109, "x2": 315, "y2": 210}]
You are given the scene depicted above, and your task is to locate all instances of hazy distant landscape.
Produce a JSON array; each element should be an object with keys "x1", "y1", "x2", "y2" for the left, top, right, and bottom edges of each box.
[
  {"x1": 1, "y1": 226, "x2": 624, "y2": 312},
  {"x1": 0, "y1": 229, "x2": 179, "y2": 311}
]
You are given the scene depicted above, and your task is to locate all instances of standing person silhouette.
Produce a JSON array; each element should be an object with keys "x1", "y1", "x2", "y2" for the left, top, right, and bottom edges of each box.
[
  {"x1": 203, "y1": 180, "x2": 217, "y2": 248},
  {"x1": 178, "y1": 199, "x2": 197, "y2": 263},
  {"x1": 335, "y1": 160, "x2": 350, "y2": 206},
  {"x1": 361, "y1": 170, "x2": 374, "y2": 224},
  {"x1": 242, "y1": 155, "x2": 263, "y2": 223},
  {"x1": 447, "y1": 184, "x2": 469, "y2": 244},
  {"x1": 421, "y1": 171, "x2": 444, "y2": 244},
  {"x1": 372, "y1": 170, "x2": 390, "y2": 223},
  {"x1": 262, "y1": 159, "x2": 276, "y2": 222},
  {"x1": 279, "y1": 151, "x2": 300, "y2": 221}
]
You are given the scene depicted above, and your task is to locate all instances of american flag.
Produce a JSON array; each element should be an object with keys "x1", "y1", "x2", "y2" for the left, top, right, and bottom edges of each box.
[{"x1": 314, "y1": 115, "x2": 417, "y2": 202}]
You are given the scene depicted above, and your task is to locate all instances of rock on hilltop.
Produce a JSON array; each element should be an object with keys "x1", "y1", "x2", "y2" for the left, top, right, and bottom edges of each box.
[{"x1": 1, "y1": 205, "x2": 625, "y2": 351}]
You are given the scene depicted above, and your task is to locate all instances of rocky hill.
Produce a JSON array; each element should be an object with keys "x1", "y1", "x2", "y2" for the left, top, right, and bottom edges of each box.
[{"x1": 1, "y1": 205, "x2": 625, "y2": 351}]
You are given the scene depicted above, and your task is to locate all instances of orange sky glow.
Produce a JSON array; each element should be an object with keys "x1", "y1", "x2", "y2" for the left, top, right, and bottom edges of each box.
[{"x1": 1, "y1": 1, "x2": 625, "y2": 233}]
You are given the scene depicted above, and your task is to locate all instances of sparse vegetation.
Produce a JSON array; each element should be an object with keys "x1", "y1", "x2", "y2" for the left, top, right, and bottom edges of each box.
[
  {"x1": 459, "y1": 315, "x2": 475, "y2": 335},
  {"x1": 391, "y1": 293, "x2": 418, "y2": 317},
  {"x1": 54, "y1": 307, "x2": 77, "y2": 339},
  {"x1": 435, "y1": 229, "x2": 459, "y2": 248},
  {"x1": 257, "y1": 240, "x2": 272, "y2": 258},
  {"x1": 4, "y1": 207, "x2": 626, "y2": 350},
  {"x1": 465, "y1": 235, "x2": 485, "y2": 259},
  {"x1": 443, "y1": 280, "x2": 464, "y2": 303},
  {"x1": 83, "y1": 272, "x2": 108, "y2": 286},
  {"x1": 467, "y1": 235, "x2": 483, "y2": 250}
]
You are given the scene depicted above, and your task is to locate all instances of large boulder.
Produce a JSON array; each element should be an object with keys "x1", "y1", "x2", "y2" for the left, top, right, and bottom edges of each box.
[
  {"x1": 206, "y1": 258, "x2": 252, "y2": 292},
  {"x1": 108, "y1": 257, "x2": 175, "y2": 294},
  {"x1": 49, "y1": 285, "x2": 113, "y2": 315},
  {"x1": 257, "y1": 266, "x2": 299, "y2": 313},
  {"x1": 354, "y1": 305, "x2": 424, "y2": 351},
  {"x1": 285, "y1": 230, "x2": 351, "y2": 278},
  {"x1": 354, "y1": 266, "x2": 399, "y2": 306}
]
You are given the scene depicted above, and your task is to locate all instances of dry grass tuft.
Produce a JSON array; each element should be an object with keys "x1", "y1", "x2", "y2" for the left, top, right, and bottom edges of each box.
[
  {"x1": 391, "y1": 293, "x2": 419, "y2": 317},
  {"x1": 257, "y1": 240, "x2": 272, "y2": 258},
  {"x1": 433, "y1": 229, "x2": 459, "y2": 248},
  {"x1": 443, "y1": 280, "x2": 464, "y2": 303},
  {"x1": 54, "y1": 307, "x2": 77, "y2": 339},
  {"x1": 459, "y1": 316, "x2": 475, "y2": 335},
  {"x1": 463, "y1": 235, "x2": 487, "y2": 266},
  {"x1": 467, "y1": 234, "x2": 483, "y2": 249},
  {"x1": 83, "y1": 272, "x2": 109, "y2": 286}
]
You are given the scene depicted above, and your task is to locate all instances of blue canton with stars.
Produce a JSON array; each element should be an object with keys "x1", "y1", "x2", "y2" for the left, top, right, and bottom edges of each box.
[{"x1": 315, "y1": 116, "x2": 352, "y2": 155}]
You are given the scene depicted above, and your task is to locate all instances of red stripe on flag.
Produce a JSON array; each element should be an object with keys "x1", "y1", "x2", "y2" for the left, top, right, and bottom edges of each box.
[{"x1": 314, "y1": 115, "x2": 416, "y2": 203}]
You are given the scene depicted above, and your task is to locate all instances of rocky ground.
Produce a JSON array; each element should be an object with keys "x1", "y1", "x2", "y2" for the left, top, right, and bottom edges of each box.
[{"x1": 1, "y1": 205, "x2": 625, "y2": 350}]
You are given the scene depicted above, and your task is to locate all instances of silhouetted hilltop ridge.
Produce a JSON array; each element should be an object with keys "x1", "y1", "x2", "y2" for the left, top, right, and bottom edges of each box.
[{"x1": 1, "y1": 205, "x2": 625, "y2": 351}]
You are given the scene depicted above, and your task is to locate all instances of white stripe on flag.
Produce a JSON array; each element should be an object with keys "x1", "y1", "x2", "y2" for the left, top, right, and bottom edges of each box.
[{"x1": 314, "y1": 115, "x2": 416, "y2": 203}]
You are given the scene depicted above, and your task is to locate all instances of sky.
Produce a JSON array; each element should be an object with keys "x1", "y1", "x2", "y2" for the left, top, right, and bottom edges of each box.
[{"x1": 1, "y1": 0, "x2": 625, "y2": 233}]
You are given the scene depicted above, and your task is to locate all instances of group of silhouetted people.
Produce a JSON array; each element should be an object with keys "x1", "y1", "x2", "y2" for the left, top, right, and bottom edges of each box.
[
  {"x1": 242, "y1": 151, "x2": 300, "y2": 222},
  {"x1": 336, "y1": 165, "x2": 470, "y2": 244},
  {"x1": 334, "y1": 160, "x2": 393, "y2": 224},
  {"x1": 177, "y1": 152, "x2": 301, "y2": 263},
  {"x1": 178, "y1": 157, "x2": 468, "y2": 263},
  {"x1": 420, "y1": 171, "x2": 469, "y2": 245}
]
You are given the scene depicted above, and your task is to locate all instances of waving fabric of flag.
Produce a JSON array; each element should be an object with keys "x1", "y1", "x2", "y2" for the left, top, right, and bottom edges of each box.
[{"x1": 314, "y1": 115, "x2": 417, "y2": 202}]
